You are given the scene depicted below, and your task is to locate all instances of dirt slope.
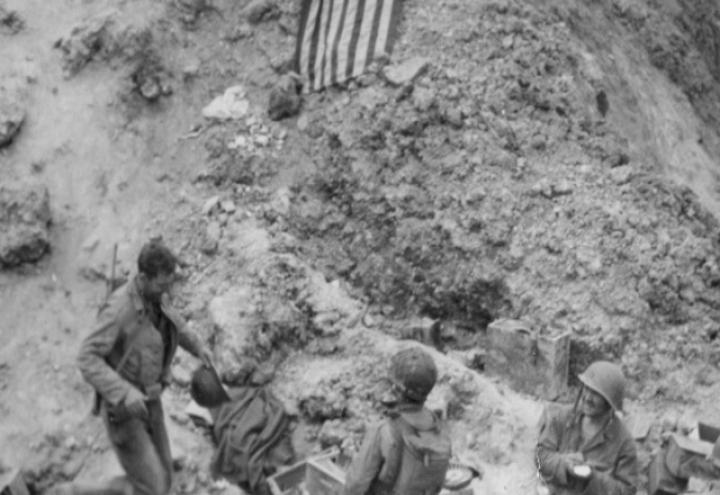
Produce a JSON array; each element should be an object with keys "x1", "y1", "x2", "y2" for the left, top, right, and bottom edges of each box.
[{"x1": 2, "y1": 0, "x2": 720, "y2": 494}]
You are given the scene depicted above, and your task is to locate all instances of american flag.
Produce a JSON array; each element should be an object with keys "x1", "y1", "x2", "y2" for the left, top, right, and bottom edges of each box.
[{"x1": 295, "y1": 0, "x2": 403, "y2": 92}]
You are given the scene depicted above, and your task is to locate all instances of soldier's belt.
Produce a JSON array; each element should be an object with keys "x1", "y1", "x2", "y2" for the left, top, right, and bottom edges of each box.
[{"x1": 144, "y1": 383, "x2": 163, "y2": 401}]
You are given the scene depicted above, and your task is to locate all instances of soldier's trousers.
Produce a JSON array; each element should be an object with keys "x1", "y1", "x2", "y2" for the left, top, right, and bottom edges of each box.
[
  {"x1": 52, "y1": 399, "x2": 172, "y2": 495},
  {"x1": 102, "y1": 398, "x2": 173, "y2": 495}
]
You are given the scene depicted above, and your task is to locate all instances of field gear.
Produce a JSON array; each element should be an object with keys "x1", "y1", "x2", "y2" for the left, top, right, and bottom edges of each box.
[
  {"x1": 344, "y1": 404, "x2": 452, "y2": 495},
  {"x1": 389, "y1": 347, "x2": 438, "y2": 403},
  {"x1": 577, "y1": 361, "x2": 624, "y2": 413},
  {"x1": 211, "y1": 386, "x2": 295, "y2": 494},
  {"x1": 536, "y1": 404, "x2": 638, "y2": 495},
  {"x1": 191, "y1": 364, "x2": 230, "y2": 408}
]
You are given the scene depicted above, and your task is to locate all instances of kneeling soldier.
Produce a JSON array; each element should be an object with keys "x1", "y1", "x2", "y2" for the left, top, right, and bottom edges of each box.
[
  {"x1": 536, "y1": 360, "x2": 639, "y2": 495},
  {"x1": 344, "y1": 347, "x2": 452, "y2": 495}
]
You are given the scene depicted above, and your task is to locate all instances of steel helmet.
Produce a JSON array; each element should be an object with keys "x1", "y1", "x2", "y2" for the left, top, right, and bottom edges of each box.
[
  {"x1": 190, "y1": 365, "x2": 230, "y2": 408},
  {"x1": 578, "y1": 361, "x2": 625, "y2": 412},
  {"x1": 389, "y1": 347, "x2": 438, "y2": 403}
]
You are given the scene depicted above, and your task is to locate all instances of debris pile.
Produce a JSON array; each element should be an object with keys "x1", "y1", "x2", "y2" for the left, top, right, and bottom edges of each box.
[{"x1": 267, "y1": 0, "x2": 720, "y2": 393}]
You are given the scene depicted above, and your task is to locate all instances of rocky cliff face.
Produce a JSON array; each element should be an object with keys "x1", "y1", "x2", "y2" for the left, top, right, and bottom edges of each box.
[{"x1": 679, "y1": 0, "x2": 720, "y2": 83}]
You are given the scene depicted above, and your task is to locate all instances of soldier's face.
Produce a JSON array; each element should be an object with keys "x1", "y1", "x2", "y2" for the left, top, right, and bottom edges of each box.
[
  {"x1": 579, "y1": 386, "x2": 611, "y2": 418},
  {"x1": 143, "y1": 271, "x2": 175, "y2": 301},
  {"x1": 377, "y1": 377, "x2": 401, "y2": 406}
]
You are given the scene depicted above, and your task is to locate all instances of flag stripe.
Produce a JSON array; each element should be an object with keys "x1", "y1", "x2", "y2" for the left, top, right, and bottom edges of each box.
[
  {"x1": 307, "y1": 0, "x2": 325, "y2": 89},
  {"x1": 294, "y1": 0, "x2": 314, "y2": 73},
  {"x1": 300, "y1": 0, "x2": 322, "y2": 88},
  {"x1": 345, "y1": 0, "x2": 366, "y2": 80},
  {"x1": 313, "y1": 0, "x2": 332, "y2": 91},
  {"x1": 335, "y1": 0, "x2": 357, "y2": 87},
  {"x1": 374, "y1": 0, "x2": 394, "y2": 57},
  {"x1": 324, "y1": 0, "x2": 345, "y2": 89},
  {"x1": 365, "y1": 0, "x2": 384, "y2": 69},
  {"x1": 351, "y1": 0, "x2": 378, "y2": 78}
]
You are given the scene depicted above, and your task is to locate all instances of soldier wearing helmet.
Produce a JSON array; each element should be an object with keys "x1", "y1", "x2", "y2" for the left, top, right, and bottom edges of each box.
[
  {"x1": 536, "y1": 360, "x2": 639, "y2": 495},
  {"x1": 344, "y1": 347, "x2": 452, "y2": 495}
]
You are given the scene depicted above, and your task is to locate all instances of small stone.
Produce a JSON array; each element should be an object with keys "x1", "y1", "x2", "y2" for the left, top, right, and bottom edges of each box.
[
  {"x1": 554, "y1": 180, "x2": 573, "y2": 195},
  {"x1": 224, "y1": 23, "x2": 252, "y2": 41},
  {"x1": 382, "y1": 57, "x2": 430, "y2": 86},
  {"x1": 444, "y1": 107, "x2": 464, "y2": 128},
  {"x1": 182, "y1": 59, "x2": 201, "y2": 79},
  {"x1": 268, "y1": 73, "x2": 302, "y2": 121},
  {"x1": 609, "y1": 165, "x2": 633, "y2": 185},
  {"x1": 201, "y1": 221, "x2": 221, "y2": 255},
  {"x1": 297, "y1": 114, "x2": 309, "y2": 131},
  {"x1": 202, "y1": 195, "x2": 220, "y2": 215},
  {"x1": 0, "y1": 92, "x2": 25, "y2": 148},
  {"x1": 202, "y1": 86, "x2": 250, "y2": 121},
  {"x1": 243, "y1": 0, "x2": 279, "y2": 24},
  {"x1": 220, "y1": 200, "x2": 236, "y2": 213},
  {"x1": 412, "y1": 86, "x2": 436, "y2": 112},
  {"x1": 607, "y1": 151, "x2": 630, "y2": 168},
  {"x1": 81, "y1": 235, "x2": 100, "y2": 252}
]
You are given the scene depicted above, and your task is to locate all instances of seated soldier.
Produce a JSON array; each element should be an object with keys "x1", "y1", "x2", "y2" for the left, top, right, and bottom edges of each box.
[
  {"x1": 190, "y1": 365, "x2": 295, "y2": 495},
  {"x1": 343, "y1": 347, "x2": 452, "y2": 495},
  {"x1": 536, "y1": 360, "x2": 639, "y2": 495}
]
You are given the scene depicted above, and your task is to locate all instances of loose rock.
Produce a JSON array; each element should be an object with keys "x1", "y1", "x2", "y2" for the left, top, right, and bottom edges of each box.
[
  {"x1": 382, "y1": 57, "x2": 430, "y2": 86},
  {"x1": 202, "y1": 85, "x2": 250, "y2": 120},
  {"x1": 0, "y1": 183, "x2": 52, "y2": 268},
  {"x1": 243, "y1": 0, "x2": 280, "y2": 24},
  {"x1": 268, "y1": 73, "x2": 302, "y2": 121},
  {"x1": 0, "y1": 91, "x2": 25, "y2": 148}
]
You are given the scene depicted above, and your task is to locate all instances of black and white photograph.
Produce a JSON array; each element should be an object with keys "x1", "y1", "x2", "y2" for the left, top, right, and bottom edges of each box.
[{"x1": 2, "y1": 0, "x2": 720, "y2": 494}]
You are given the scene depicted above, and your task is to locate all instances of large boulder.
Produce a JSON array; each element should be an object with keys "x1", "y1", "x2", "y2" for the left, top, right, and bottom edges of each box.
[{"x1": 0, "y1": 183, "x2": 52, "y2": 268}]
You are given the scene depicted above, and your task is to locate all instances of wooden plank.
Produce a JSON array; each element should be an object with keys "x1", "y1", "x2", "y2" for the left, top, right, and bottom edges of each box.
[
  {"x1": 536, "y1": 331, "x2": 570, "y2": 400},
  {"x1": 625, "y1": 412, "x2": 654, "y2": 440},
  {"x1": 647, "y1": 450, "x2": 688, "y2": 495}
]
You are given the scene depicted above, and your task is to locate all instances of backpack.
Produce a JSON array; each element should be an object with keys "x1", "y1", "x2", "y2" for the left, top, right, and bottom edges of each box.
[{"x1": 375, "y1": 411, "x2": 452, "y2": 495}]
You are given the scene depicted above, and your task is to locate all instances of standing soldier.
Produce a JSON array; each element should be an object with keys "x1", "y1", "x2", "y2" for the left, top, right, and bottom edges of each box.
[
  {"x1": 344, "y1": 347, "x2": 452, "y2": 495},
  {"x1": 53, "y1": 241, "x2": 212, "y2": 495},
  {"x1": 536, "y1": 360, "x2": 639, "y2": 495}
]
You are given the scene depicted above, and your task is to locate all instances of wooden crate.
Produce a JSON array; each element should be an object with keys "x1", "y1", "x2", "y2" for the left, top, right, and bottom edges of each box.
[
  {"x1": 647, "y1": 450, "x2": 688, "y2": 495},
  {"x1": 665, "y1": 434, "x2": 720, "y2": 481},
  {"x1": 486, "y1": 319, "x2": 570, "y2": 399},
  {"x1": 268, "y1": 450, "x2": 345, "y2": 495}
]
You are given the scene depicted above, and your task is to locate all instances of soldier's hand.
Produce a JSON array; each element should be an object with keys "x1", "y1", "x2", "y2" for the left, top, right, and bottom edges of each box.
[
  {"x1": 123, "y1": 387, "x2": 149, "y2": 419},
  {"x1": 199, "y1": 348, "x2": 213, "y2": 368},
  {"x1": 562, "y1": 452, "x2": 585, "y2": 475}
]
